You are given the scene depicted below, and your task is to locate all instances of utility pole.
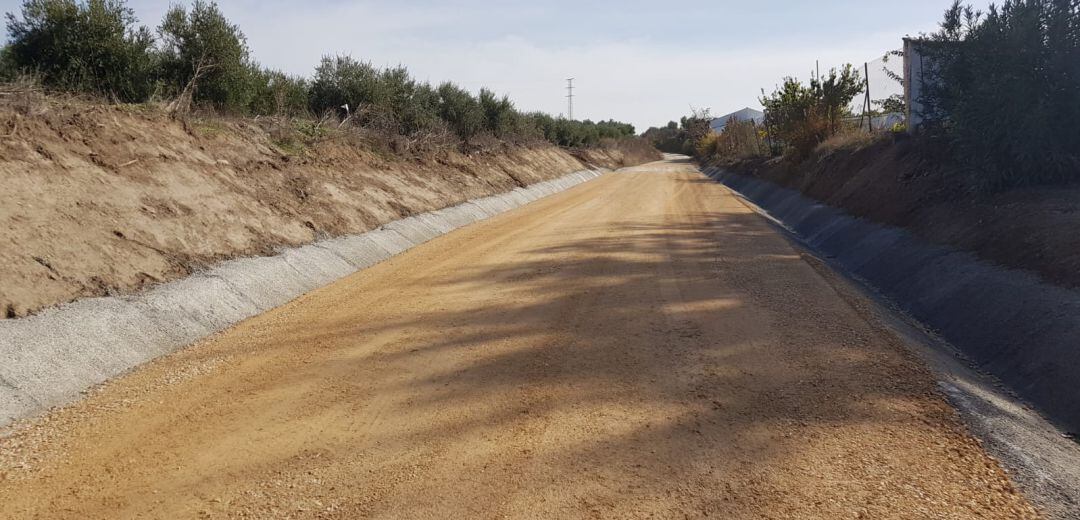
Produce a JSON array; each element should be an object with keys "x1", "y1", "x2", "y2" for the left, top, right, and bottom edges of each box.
[{"x1": 566, "y1": 78, "x2": 574, "y2": 120}]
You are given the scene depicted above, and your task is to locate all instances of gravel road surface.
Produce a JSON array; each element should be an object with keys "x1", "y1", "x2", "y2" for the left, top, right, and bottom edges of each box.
[{"x1": 0, "y1": 158, "x2": 1039, "y2": 519}]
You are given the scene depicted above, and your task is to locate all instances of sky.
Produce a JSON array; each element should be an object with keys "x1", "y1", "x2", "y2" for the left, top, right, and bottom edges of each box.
[{"x1": 1, "y1": 0, "x2": 991, "y2": 132}]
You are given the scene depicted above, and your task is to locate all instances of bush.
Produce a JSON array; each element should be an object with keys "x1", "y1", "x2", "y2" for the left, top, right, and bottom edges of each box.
[
  {"x1": 157, "y1": 0, "x2": 254, "y2": 112},
  {"x1": 308, "y1": 56, "x2": 443, "y2": 136},
  {"x1": 643, "y1": 121, "x2": 689, "y2": 154},
  {"x1": 308, "y1": 55, "x2": 371, "y2": 117},
  {"x1": 711, "y1": 117, "x2": 767, "y2": 159},
  {"x1": 526, "y1": 116, "x2": 635, "y2": 148},
  {"x1": 759, "y1": 65, "x2": 863, "y2": 158},
  {"x1": 248, "y1": 68, "x2": 307, "y2": 116},
  {"x1": 921, "y1": 0, "x2": 1080, "y2": 190},
  {"x1": 0, "y1": 45, "x2": 18, "y2": 82},
  {"x1": 436, "y1": 81, "x2": 485, "y2": 140},
  {"x1": 5, "y1": 0, "x2": 156, "y2": 101},
  {"x1": 478, "y1": 88, "x2": 518, "y2": 138},
  {"x1": 1, "y1": 0, "x2": 648, "y2": 153}
]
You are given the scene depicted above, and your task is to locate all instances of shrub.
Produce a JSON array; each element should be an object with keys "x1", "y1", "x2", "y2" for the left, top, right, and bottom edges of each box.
[
  {"x1": 248, "y1": 67, "x2": 308, "y2": 116},
  {"x1": 308, "y1": 55, "x2": 373, "y2": 117},
  {"x1": 308, "y1": 56, "x2": 443, "y2": 136},
  {"x1": 695, "y1": 132, "x2": 718, "y2": 158},
  {"x1": 713, "y1": 117, "x2": 767, "y2": 159},
  {"x1": 5, "y1": 0, "x2": 156, "y2": 101},
  {"x1": 385, "y1": 69, "x2": 440, "y2": 136},
  {"x1": 478, "y1": 88, "x2": 518, "y2": 138},
  {"x1": 0, "y1": 45, "x2": 18, "y2": 82},
  {"x1": 527, "y1": 116, "x2": 635, "y2": 148},
  {"x1": 643, "y1": 121, "x2": 690, "y2": 154},
  {"x1": 157, "y1": 0, "x2": 254, "y2": 112},
  {"x1": 759, "y1": 65, "x2": 863, "y2": 158},
  {"x1": 921, "y1": 0, "x2": 1080, "y2": 190},
  {"x1": 436, "y1": 81, "x2": 485, "y2": 140},
  {"x1": 1, "y1": 0, "x2": 647, "y2": 153}
]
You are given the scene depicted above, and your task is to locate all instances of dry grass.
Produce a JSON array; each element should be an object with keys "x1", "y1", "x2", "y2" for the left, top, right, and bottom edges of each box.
[{"x1": 814, "y1": 129, "x2": 889, "y2": 157}]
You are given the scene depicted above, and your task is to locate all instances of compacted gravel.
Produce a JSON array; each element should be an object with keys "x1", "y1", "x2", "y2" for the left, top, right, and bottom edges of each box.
[{"x1": 0, "y1": 158, "x2": 1039, "y2": 519}]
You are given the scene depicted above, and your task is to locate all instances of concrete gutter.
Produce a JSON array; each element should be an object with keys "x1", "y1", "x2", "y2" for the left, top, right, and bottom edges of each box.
[
  {"x1": 0, "y1": 169, "x2": 605, "y2": 426},
  {"x1": 703, "y1": 166, "x2": 1080, "y2": 436}
]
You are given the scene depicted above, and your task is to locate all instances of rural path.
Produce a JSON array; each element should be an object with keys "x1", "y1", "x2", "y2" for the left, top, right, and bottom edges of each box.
[{"x1": 0, "y1": 157, "x2": 1039, "y2": 519}]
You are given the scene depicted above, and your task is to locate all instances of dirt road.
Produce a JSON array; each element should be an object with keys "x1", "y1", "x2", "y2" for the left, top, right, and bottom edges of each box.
[{"x1": 0, "y1": 158, "x2": 1038, "y2": 518}]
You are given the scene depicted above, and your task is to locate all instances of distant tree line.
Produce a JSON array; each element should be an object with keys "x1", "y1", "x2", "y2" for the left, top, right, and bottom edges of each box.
[
  {"x1": 920, "y1": 0, "x2": 1080, "y2": 190},
  {"x1": 0, "y1": 0, "x2": 637, "y2": 148},
  {"x1": 642, "y1": 115, "x2": 713, "y2": 156}
]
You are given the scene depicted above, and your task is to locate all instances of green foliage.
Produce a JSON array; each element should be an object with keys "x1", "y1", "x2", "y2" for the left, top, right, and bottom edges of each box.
[
  {"x1": 1, "y1": 0, "x2": 643, "y2": 152},
  {"x1": 478, "y1": 87, "x2": 518, "y2": 138},
  {"x1": 436, "y1": 81, "x2": 485, "y2": 140},
  {"x1": 525, "y1": 114, "x2": 630, "y2": 147},
  {"x1": 0, "y1": 45, "x2": 18, "y2": 81},
  {"x1": 308, "y1": 55, "x2": 442, "y2": 135},
  {"x1": 157, "y1": 0, "x2": 254, "y2": 111},
  {"x1": 5, "y1": 0, "x2": 155, "y2": 101},
  {"x1": 708, "y1": 117, "x2": 767, "y2": 159},
  {"x1": 921, "y1": 0, "x2": 1080, "y2": 189},
  {"x1": 643, "y1": 121, "x2": 688, "y2": 153},
  {"x1": 681, "y1": 111, "x2": 713, "y2": 145},
  {"x1": 874, "y1": 94, "x2": 906, "y2": 114},
  {"x1": 308, "y1": 55, "x2": 374, "y2": 116},
  {"x1": 760, "y1": 65, "x2": 864, "y2": 157},
  {"x1": 248, "y1": 68, "x2": 308, "y2": 116}
]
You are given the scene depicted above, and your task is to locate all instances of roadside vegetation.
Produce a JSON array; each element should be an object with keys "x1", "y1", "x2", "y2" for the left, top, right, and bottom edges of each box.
[
  {"x1": 642, "y1": 113, "x2": 713, "y2": 156},
  {"x1": 644, "y1": 65, "x2": 869, "y2": 164},
  {"x1": 651, "y1": 0, "x2": 1080, "y2": 300},
  {"x1": 651, "y1": 0, "x2": 1079, "y2": 194},
  {"x1": 0, "y1": 0, "x2": 641, "y2": 155},
  {"x1": 921, "y1": 0, "x2": 1080, "y2": 190}
]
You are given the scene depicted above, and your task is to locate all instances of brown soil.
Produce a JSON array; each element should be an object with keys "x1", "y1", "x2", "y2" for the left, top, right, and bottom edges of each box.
[
  {"x1": 724, "y1": 137, "x2": 1080, "y2": 290},
  {"x1": 0, "y1": 159, "x2": 1037, "y2": 518},
  {"x1": 0, "y1": 94, "x2": 657, "y2": 319}
]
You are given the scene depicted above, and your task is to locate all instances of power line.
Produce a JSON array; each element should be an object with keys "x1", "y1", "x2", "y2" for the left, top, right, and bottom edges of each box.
[{"x1": 566, "y1": 78, "x2": 574, "y2": 120}]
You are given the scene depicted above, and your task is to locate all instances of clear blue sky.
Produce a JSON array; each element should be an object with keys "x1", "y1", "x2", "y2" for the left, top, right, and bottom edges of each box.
[{"x1": 1, "y1": 0, "x2": 990, "y2": 131}]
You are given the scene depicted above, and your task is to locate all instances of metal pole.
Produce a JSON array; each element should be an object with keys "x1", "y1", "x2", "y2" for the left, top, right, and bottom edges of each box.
[
  {"x1": 864, "y1": 62, "x2": 873, "y2": 132},
  {"x1": 566, "y1": 78, "x2": 574, "y2": 120}
]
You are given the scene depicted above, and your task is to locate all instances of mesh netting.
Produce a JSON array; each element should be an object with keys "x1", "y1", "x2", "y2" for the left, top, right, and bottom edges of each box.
[
  {"x1": 846, "y1": 49, "x2": 906, "y2": 130},
  {"x1": 867, "y1": 51, "x2": 904, "y2": 106}
]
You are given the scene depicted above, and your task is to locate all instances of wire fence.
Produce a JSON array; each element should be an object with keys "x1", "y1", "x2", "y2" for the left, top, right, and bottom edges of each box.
[{"x1": 845, "y1": 49, "x2": 906, "y2": 131}]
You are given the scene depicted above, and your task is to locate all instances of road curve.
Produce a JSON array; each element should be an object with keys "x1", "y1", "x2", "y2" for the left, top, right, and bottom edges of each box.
[{"x1": 0, "y1": 157, "x2": 1038, "y2": 519}]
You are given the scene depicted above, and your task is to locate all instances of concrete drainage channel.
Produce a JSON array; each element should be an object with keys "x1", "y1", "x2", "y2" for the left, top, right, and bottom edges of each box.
[
  {"x1": 0, "y1": 169, "x2": 605, "y2": 427},
  {"x1": 702, "y1": 166, "x2": 1080, "y2": 434}
]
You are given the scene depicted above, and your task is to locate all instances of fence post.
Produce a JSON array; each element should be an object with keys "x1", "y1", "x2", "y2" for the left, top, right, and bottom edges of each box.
[{"x1": 864, "y1": 62, "x2": 873, "y2": 132}]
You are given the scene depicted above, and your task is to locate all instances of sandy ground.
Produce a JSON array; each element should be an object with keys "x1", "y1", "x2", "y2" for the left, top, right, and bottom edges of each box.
[{"x1": 0, "y1": 158, "x2": 1039, "y2": 519}]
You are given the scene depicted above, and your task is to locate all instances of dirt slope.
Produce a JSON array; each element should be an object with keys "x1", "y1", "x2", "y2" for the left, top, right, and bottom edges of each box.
[
  {"x1": 0, "y1": 158, "x2": 1036, "y2": 519},
  {"x1": 0, "y1": 95, "x2": 656, "y2": 318},
  {"x1": 725, "y1": 138, "x2": 1080, "y2": 290}
]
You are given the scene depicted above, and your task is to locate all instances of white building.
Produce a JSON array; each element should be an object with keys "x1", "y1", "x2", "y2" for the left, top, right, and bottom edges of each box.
[{"x1": 709, "y1": 108, "x2": 765, "y2": 133}]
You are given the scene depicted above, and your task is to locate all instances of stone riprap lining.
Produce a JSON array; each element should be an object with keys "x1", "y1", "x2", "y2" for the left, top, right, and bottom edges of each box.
[
  {"x1": 0, "y1": 169, "x2": 605, "y2": 426},
  {"x1": 703, "y1": 166, "x2": 1080, "y2": 434}
]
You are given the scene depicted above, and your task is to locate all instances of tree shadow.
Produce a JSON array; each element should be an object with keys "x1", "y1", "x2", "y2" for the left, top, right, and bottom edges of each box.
[{"x1": 6, "y1": 185, "x2": 987, "y2": 518}]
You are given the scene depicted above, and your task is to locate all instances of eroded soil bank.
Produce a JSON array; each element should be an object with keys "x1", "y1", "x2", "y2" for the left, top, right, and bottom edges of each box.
[
  {"x1": 0, "y1": 95, "x2": 657, "y2": 318},
  {"x1": 720, "y1": 138, "x2": 1080, "y2": 292}
]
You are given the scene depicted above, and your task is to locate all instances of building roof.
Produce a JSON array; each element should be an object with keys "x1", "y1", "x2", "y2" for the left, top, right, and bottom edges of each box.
[{"x1": 710, "y1": 108, "x2": 765, "y2": 132}]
